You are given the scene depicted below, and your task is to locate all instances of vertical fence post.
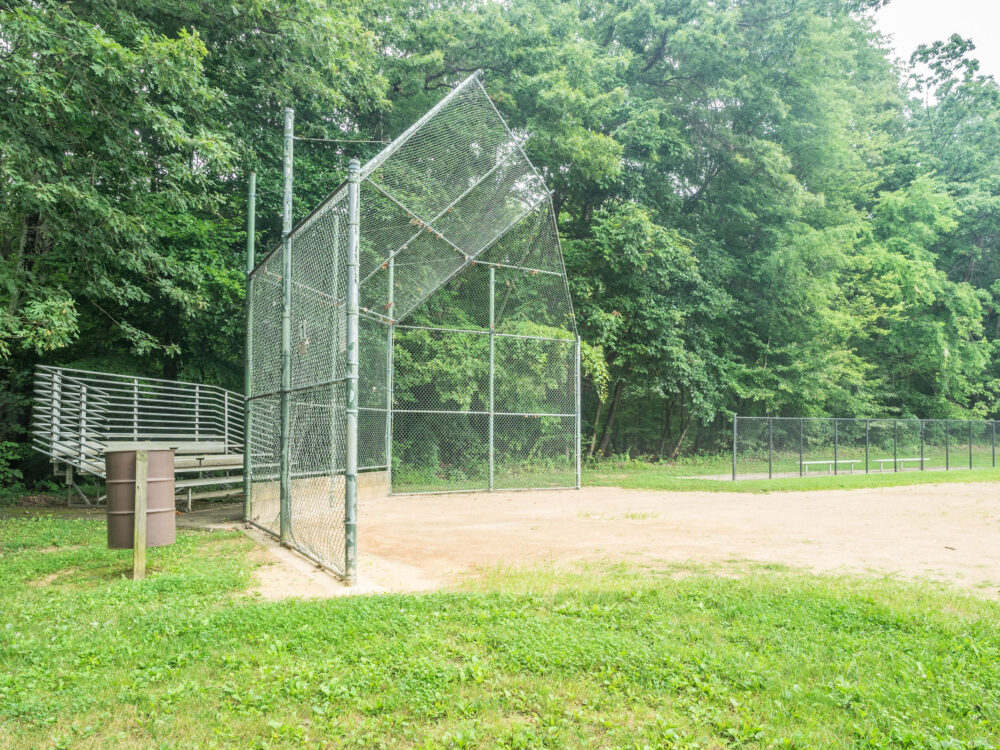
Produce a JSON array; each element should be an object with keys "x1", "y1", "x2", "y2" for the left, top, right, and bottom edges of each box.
[
  {"x1": 223, "y1": 391, "x2": 230, "y2": 451},
  {"x1": 133, "y1": 449, "x2": 148, "y2": 581},
  {"x1": 834, "y1": 419, "x2": 839, "y2": 476},
  {"x1": 947, "y1": 419, "x2": 953, "y2": 469},
  {"x1": 385, "y1": 256, "x2": 394, "y2": 496},
  {"x1": 731, "y1": 414, "x2": 737, "y2": 481},
  {"x1": 488, "y1": 266, "x2": 495, "y2": 492},
  {"x1": 865, "y1": 419, "x2": 872, "y2": 474},
  {"x1": 893, "y1": 419, "x2": 898, "y2": 472},
  {"x1": 279, "y1": 108, "x2": 294, "y2": 546},
  {"x1": 79, "y1": 386, "x2": 87, "y2": 469},
  {"x1": 768, "y1": 417, "x2": 773, "y2": 480},
  {"x1": 52, "y1": 370, "x2": 61, "y2": 462},
  {"x1": 969, "y1": 420, "x2": 973, "y2": 470},
  {"x1": 344, "y1": 157, "x2": 360, "y2": 585},
  {"x1": 132, "y1": 377, "x2": 139, "y2": 441},
  {"x1": 993, "y1": 421, "x2": 996, "y2": 468},
  {"x1": 575, "y1": 336, "x2": 581, "y2": 490},
  {"x1": 920, "y1": 419, "x2": 924, "y2": 471},
  {"x1": 799, "y1": 418, "x2": 804, "y2": 477},
  {"x1": 243, "y1": 172, "x2": 255, "y2": 521}
]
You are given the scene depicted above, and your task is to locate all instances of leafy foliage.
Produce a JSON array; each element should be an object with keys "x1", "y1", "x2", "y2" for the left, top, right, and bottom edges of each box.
[{"x1": 3, "y1": 0, "x2": 1000, "y2": 479}]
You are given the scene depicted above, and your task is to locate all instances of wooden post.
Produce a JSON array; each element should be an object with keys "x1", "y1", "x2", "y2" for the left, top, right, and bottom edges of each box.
[{"x1": 133, "y1": 449, "x2": 148, "y2": 580}]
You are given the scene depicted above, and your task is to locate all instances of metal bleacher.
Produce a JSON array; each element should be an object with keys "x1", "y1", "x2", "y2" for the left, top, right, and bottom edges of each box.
[{"x1": 32, "y1": 365, "x2": 244, "y2": 508}]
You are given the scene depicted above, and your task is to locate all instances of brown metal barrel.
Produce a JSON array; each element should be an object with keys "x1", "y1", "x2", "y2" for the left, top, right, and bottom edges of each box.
[{"x1": 106, "y1": 448, "x2": 176, "y2": 549}]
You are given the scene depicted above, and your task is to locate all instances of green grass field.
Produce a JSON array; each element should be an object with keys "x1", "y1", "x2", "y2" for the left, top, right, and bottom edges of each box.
[
  {"x1": 585, "y1": 459, "x2": 1000, "y2": 493},
  {"x1": 2, "y1": 515, "x2": 999, "y2": 748},
  {"x1": 388, "y1": 454, "x2": 1000, "y2": 496}
]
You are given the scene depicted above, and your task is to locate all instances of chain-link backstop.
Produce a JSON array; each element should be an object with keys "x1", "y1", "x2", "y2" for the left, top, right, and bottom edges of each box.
[
  {"x1": 732, "y1": 416, "x2": 1000, "y2": 480},
  {"x1": 245, "y1": 72, "x2": 581, "y2": 580}
]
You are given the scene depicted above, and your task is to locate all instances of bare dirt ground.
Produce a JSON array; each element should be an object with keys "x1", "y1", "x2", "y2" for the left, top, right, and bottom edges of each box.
[
  {"x1": 43, "y1": 480, "x2": 998, "y2": 597},
  {"x1": 358, "y1": 482, "x2": 1000, "y2": 595}
]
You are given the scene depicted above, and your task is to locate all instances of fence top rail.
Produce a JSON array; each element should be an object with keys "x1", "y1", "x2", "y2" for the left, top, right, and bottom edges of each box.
[
  {"x1": 393, "y1": 322, "x2": 576, "y2": 343},
  {"x1": 39, "y1": 380, "x2": 234, "y2": 407},
  {"x1": 735, "y1": 415, "x2": 997, "y2": 424},
  {"x1": 36, "y1": 365, "x2": 240, "y2": 401}
]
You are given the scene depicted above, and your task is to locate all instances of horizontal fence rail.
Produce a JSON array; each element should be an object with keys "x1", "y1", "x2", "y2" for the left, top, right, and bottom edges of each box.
[
  {"x1": 33, "y1": 365, "x2": 244, "y2": 478},
  {"x1": 732, "y1": 416, "x2": 999, "y2": 480}
]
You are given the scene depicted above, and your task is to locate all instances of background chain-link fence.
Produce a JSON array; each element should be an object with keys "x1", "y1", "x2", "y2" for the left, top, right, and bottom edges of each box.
[
  {"x1": 732, "y1": 416, "x2": 1000, "y2": 479},
  {"x1": 246, "y1": 72, "x2": 580, "y2": 578}
]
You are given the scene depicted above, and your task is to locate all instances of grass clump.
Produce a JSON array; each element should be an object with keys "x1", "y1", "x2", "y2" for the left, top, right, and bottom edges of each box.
[{"x1": 1, "y1": 515, "x2": 998, "y2": 748}]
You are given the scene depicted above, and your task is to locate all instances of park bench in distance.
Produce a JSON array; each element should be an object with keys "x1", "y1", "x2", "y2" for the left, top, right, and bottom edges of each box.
[
  {"x1": 801, "y1": 459, "x2": 860, "y2": 475},
  {"x1": 873, "y1": 457, "x2": 924, "y2": 472}
]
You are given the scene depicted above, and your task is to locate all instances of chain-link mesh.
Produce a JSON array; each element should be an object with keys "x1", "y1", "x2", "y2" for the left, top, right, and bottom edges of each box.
[
  {"x1": 285, "y1": 383, "x2": 345, "y2": 566},
  {"x1": 247, "y1": 72, "x2": 580, "y2": 576},
  {"x1": 733, "y1": 416, "x2": 1000, "y2": 480}
]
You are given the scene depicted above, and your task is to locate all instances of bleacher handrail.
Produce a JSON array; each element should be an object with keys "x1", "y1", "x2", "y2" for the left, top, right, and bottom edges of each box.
[{"x1": 32, "y1": 365, "x2": 245, "y2": 478}]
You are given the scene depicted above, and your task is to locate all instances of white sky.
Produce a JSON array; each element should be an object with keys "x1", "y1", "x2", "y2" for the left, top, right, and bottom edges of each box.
[{"x1": 875, "y1": 0, "x2": 1000, "y2": 80}]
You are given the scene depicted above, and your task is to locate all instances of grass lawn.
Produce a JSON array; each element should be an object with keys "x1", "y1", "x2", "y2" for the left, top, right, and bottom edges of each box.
[
  {"x1": 2, "y1": 514, "x2": 999, "y2": 748},
  {"x1": 585, "y1": 460, "x2": 1000, "y2": 493}
]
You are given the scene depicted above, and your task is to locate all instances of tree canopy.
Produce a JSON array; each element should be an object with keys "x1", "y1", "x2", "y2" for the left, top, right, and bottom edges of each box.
[{"x1": 3, "y1": 0, "x2": 999, "y2": 478}]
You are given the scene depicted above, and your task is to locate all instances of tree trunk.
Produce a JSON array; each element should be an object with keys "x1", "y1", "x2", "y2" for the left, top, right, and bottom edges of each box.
[
  {"x1": 587, "y1": 399, "x2": 604, "y2": 458},
  {"x1": 6, "y1": 215, "x2": 32, "y2": 317},
  {"x1": 668, "y1": 412, "x2": 692, "y2": 460},
  {"x1": 656, "y1": 399, "x2": 672, "y2": 458},
  {"x1": 596, "y1": 380, "x2": 624, "y2": 457}
]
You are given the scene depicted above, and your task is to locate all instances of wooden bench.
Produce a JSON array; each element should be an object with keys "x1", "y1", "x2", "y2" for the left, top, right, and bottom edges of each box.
[
  {"x1": 874, "y1": 457, "x2": 924, "y2": 472},
  {"x1": 801, "y1": 459, "x2": 860, "y2": 475}
]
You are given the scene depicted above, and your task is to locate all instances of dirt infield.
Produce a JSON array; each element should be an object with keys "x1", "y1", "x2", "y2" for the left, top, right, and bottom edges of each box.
[{"x1": 357, "y1": 482, "x2": 1000, "y2": 595}]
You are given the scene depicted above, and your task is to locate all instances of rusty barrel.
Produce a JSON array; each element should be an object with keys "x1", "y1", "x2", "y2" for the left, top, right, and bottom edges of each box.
[{"x1": 106, "y1": 448, "x2": 176, "y2": 549}]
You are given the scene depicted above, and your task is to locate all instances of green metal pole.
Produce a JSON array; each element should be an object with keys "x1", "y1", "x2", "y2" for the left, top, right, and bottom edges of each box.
[
  {"x1": 865, "y1": 419, "x2": 869, "y2": 473},
  {"x1": 920, "y1": 420, "x2": 924, "y2": 470},
  {"x1": 799, "y1": 418, "x2": 803, "y2": 477},
  {"x1": 242, "y1": 171, "x2": 256, "y2": 522},
  {"x1": 279, "y1": 108, "x2": 294, "y2": 546},
  {"x1": 969, "y1": 419, "x2": 973, "y2": 470},
  {"x1": 834, "y1": 419, "x2": 839, "y2": 476},
  {"x1": 768, "y1": 417, "x2": 772, "y2": 480},
  {"x1": 575, "y1": 336, "x2": 581, "y2": 489},
  {"x1": 488, "y1": 266, "x2": 495, "y2": 492},
  {"x1": 385, "y1": 258, "x2": 394, "y2": 495},
  {"x1": 731, "y1": 414, "x2": 737, "y2": 481},
  {"x1": 946, "y1": 420, "x2": 950, "y2": 470},
  {"x1": 344, "y1": 158, "x2": 360, "y2": 584},
  {"x1": 893, "y1": 419, "x2": 897, "y2": 472}
]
